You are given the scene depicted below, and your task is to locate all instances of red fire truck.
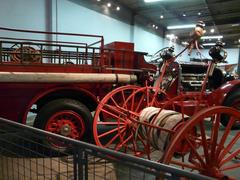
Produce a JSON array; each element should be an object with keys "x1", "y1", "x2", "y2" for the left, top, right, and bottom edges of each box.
[{"x1": 0, "y1": 27, "x2": 156, "y2": 148}]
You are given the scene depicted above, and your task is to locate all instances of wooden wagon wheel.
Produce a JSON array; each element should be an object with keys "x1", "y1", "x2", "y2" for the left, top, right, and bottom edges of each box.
[
  {"x1": 93, "y1": 85, "x2": 140, "y2": 150},
  {"x1": 10, "y1": 45, "x2": 41, "y2": 63},
  {"x1": 162, "y1": 106, "x2": 240, "y2": 179},
  {"x1": 93, "y1": 85, "x2": 171, "y2": 158}
]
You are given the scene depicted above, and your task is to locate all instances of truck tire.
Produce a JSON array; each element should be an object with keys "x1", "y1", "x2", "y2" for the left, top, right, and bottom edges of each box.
[
  {"x1": 34, "y1": 98, "x2": 93, "y2": 151},
  {"x1": 221, "y1": 90, "x2": 240, "y2": 129}
]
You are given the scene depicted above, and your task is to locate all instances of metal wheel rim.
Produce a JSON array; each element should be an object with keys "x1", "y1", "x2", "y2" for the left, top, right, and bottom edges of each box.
[
  {"x1": 163, "y1": 106, "x2": 240, "y2": 179},
  {"x1": 45, "y1": 110, "x2": 85, "y2": 148}
]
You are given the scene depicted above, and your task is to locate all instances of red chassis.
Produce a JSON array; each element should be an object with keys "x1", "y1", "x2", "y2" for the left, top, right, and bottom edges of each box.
[{"x1": 0, "y1": 27, "x2": 156, "y2": 148}]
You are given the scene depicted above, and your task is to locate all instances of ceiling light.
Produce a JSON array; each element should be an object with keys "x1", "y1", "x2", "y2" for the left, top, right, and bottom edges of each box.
[
  {"x1": 232, "y1": 24, "x2": 240, "y2": 27},
  {"x1": 144, "y1": 0, "x2": 163, "y2": 2},
  {"x1": 182, "y1": 41, "x2": 189, "y2": 46},
  {"x1": 155, "y1": 26, "x2": 158, "y2": 29},
  {"x1": 167, "y1": 24, "x2": 195, "y2": 29},
  {"x1": 198, "y1": 12, "x2": 201, "y2": 16},
  {"x1": 210, "y1": 28, "x2": 215, "y2": 33},
  {"x1": 152, "y1": 24, "x2": 156, "y2": 28},
  {"x1": 182, "y1": 13, "x2": 186, "y2": 17},
  {"x1": 160, "y1": 15, "x2": 164, "y2": 19},
  {"x1": 107, "y1": 2, "x2": 111, "y2": 7},
  {"x1": 203, "y1": 42, "x2": 225, "y2": 46},
  {"x1": 166, "y1": 34, "x2": 177, "y2": 39},
  {"x1": 201, "y1": 35, "x2": 223, "y2": 39},
  {"x1": 116, "y1": 6, "x2": 120, "y2": 11},
  {"x1": 97, "y1": 0, "x2": 101, "y2": 1},
  {"x1": 239, "y1": 39, "x2": 240, "y2": 43}
]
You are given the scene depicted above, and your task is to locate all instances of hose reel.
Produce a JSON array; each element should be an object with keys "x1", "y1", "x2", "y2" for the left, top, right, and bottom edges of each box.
[
  {"x1": 11, "y1": 46, "x2": 41, "y2": 63},
  {"x1": 138, "y1": 107, "x2": 188, "y2": 152}
]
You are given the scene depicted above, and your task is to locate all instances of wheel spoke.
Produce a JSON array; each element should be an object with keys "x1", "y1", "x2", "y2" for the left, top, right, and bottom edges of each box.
[
  {"x1": 220, "y1": 162, "x2": 240, "y2": 171},
  {"x1": 97, "y1": 121, "x2": 124, "y2": 125},
  {"x1": 115, "y1": 134, "x2": 133, "y2": 151},
  {"x1": 134, "y1": 93, "x2": 145, "y2": 112},
  {"x1": 216, "y1": 116, "x2": 236, "y2": 158},
  {"x1": 101, "y1": 106, "x2": 127, "y2": 122},
  {"x1": 199, "y1": 121, "x2": 210, "y2": 164},
  {"x1": 110, "y1": 96, "x2": 119, "y2": 107},
  {"x1": 98, "y1": 126, "x2": 124, "y2": 139},
  {"x1": 185, "y1": 136, "x2": 206, "y2": 166},
  {"x1": 210, "y1": 113, "x2": 220, "y2": 161},
  {"x1": 105, "y1": 128, "x2": 126, "y2": 147},
  {"x1": 218, "y1": 132, "x2": 240, "y2": 161},
  {"x1": 219, "y1": 149, "x2": 240, "y2": 167},
  {"x1": 119, "y1": 90, "x2": 126, "y2": 108},
  {"x1": 169, "y1": 160, "x2": 204, "y2": 171}
]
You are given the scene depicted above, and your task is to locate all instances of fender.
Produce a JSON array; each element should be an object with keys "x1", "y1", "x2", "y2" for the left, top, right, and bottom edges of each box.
[
  {"x1": 21, "y1": 85, "x2": 98, "y2": 124},
  {"x1": 209, "y1": 79, "x2": 240, "y2": 106}
]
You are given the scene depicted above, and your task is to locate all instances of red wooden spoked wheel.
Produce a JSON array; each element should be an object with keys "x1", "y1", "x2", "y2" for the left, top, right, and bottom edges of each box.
[
  {"x1": 163, "y1": 106, "x2": 240, "y2": 179},
  {"x1": 45, "y1": 110, "x2": 85, "y2": 148},
  {"x1": 93, "y1": 85, "x2": 140, "y2": 152},
  {"x1": 93, "y1": 85, "x2": 169, "y2": 157}
]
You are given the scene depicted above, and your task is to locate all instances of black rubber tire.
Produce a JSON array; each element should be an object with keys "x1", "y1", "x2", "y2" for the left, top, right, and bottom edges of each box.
[
  {"x1": 33, "y1": 98, "x2": 93, "y2": 151},
  {"x1": 221, "y1": 90, "x2": 240, "y2": 129}
]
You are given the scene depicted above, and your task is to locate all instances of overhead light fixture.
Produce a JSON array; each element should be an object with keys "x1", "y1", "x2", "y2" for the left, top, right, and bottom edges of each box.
[
  {"x1": 160, "y1": 15, "x2": 164, "y2": 19},
  {"x1": 155, "y1": 26, "x2": 158, "y2": 29},
  {"x1": 201, "y1": 35, "x2": 223, "y2": 39},
  {"x1": 198, "y1": 12, "x2": 201, "y2": 16},
  {"x1": 203, "y1": 42, "x2": 225, "y2": 46},
  {"x1": 182, "y1": 13, "x2": 186, "y2": 17},
  {"x1": 210, "y1": 28, "x2": 215, "y2": 33},
  {"x1": 167, "y1": 24, "x2": 195, "y2": 29},
  {"x1": 97, "y1": 0, "x2": 101, "y2": 1},
  {"x1": 182, "y1": 41, "x2": 189, "y2": 46},
  {"x1": 166, "y1": 34, "x2": 177, "y2": 39},
  {"x1": 116, "y1": 6, "x2": 120, "y2": 11},
  {"x1": 144, "y1": 0, "x2": 163, "y2": 2},
  {"x1": 238, "y1": 39, "x2": 240, "y2": 43},
  {"x1": 107, "y1": 2, "x2": 111, "y2": 7},
  {"x1": 232, "y1": 24, "x2": 240, "y2": 27}
]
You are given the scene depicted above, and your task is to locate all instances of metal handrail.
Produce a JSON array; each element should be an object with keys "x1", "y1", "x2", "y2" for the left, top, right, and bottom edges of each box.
[{"x1": 0, "y1": 117, "x2": 214, "y2": 180}]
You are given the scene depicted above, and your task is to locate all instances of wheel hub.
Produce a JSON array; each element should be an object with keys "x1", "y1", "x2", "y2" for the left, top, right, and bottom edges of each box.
[{"x1": 60, "y1": 124, "x2": 72, "y2": 136}]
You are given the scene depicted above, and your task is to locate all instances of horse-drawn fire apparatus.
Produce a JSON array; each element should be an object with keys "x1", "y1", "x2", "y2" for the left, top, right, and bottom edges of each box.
[
  {"x1": 92, "y1": 23, "x2": 240, "y2": 179},
  {"x1": 0, "y1": 23, "x2": 240, "y2": 179}
]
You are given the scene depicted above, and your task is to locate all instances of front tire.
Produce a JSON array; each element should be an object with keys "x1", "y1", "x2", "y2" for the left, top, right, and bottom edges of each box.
[
  {"x1": 34, "y1": 98, "x2": 93, "y2": 151},
  {"x1": 221, "y1": 90, "x2": 240, "y2": 129}
]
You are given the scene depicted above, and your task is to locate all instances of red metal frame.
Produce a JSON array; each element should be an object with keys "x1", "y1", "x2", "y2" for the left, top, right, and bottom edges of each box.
[{"x1": 92, "y1": 36, "x2": 240, "y2": 179}]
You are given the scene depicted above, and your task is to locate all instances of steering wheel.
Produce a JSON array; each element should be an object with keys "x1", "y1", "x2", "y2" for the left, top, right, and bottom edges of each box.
[{"x1": 149, "y1": 47, "x2": 170, "y2": 64}]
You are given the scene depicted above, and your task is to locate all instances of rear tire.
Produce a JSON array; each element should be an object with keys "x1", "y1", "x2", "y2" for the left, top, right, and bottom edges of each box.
[
  {"x1": 221, "y1": 90, "x2": 240, "y2": 129},
  {"x1": 34, "y1": 98, "x2": 93, "y2": 152}
]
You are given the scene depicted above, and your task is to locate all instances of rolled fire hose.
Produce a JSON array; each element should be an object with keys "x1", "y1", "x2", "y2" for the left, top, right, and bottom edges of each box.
[{"x1": 138, "y1": 107, "x2": 188, "y2": 152}]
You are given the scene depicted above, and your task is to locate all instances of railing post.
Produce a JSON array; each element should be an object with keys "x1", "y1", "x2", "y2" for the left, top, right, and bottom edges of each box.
[
  {"x1": 73, "y1": 148, "x2": 78, "y2": 180},
  {"x1": 0, "y1": 41, "x2": 2, "y2": 63},
  {"x1": 73, "y1": 148, "x2": 87, "y2": 180}
]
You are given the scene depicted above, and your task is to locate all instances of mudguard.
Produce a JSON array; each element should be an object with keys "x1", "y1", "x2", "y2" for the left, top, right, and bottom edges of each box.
[{"x1": 209, "y1": 79, "x2": 240, "y2": 106}]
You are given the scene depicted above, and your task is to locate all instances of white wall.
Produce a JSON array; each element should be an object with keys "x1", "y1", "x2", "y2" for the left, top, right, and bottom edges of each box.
[
  {"x1": 0, "y1": 0, "x2": 239, "y2": 64},
  {"x1": 190, "y1": 48, "x2": 240, "y2": 64},
  {"x1": 56, "y1": 0, "x2": 131, "y2": 45},
  {"x1": 133, "y1": 25, "x2": 164, "y2": 54},
  {"x1": 0, "y1": 0, "x2": 46, "y2": 40}
]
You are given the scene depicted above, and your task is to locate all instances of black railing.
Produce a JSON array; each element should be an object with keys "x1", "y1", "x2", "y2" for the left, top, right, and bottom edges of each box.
[{"x1": 0, "y1": 117, "x2": 214, "y2": 180}]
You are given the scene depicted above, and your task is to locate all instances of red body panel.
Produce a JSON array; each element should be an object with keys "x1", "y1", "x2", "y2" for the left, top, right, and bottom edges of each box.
[{"x1": 208, "y1": 80, "x2": 240, "y2": 106}]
